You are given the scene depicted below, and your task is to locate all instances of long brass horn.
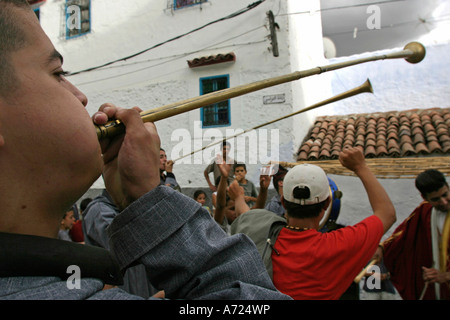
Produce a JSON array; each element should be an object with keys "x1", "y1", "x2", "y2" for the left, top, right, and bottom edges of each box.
[
  {"x1": 96, "y1": 42, "x2": 425, "y2": 140},
  {"x1": 173, "y1": 78, "x2": 373, "y2": 162}
]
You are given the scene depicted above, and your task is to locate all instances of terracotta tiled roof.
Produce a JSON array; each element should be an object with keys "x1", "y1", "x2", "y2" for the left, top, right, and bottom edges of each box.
[
  {"x1": 187, "y1": 52, "x2": 236, "y2": 68},
  {"x1": 296, "y1": 108, "x2": 450, "y2": 161}
]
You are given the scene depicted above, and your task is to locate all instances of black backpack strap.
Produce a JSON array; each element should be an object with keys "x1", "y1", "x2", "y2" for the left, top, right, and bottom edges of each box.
[{"x1": 262, "y1": 221, "x2": 285, "y2": 280}]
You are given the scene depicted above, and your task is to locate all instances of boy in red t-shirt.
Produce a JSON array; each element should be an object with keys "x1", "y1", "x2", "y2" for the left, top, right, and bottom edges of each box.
[{"x1": 270, "y1": 147, "x2": 396, "y2": 299}]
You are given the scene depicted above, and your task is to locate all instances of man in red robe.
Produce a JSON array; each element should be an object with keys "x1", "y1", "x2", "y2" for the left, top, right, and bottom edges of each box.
[{"x1": 381, "y1": 169, "x2": 450, "y2": 300}]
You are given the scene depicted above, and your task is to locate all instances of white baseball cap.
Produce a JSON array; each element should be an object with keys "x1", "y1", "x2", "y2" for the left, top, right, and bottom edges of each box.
[{"x1": 282, "y1": 164, "x2": 330, "y2": 205}]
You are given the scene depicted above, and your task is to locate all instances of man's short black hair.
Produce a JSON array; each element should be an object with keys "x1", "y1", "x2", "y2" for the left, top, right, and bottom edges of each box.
[
  {"x1": 273, "y1": 165, "x2": 288, "y2": 193},
  {"x1": 233, "y1": 163, "x2": 246, "y2": 172},
  {"x1": 193, "y1": 190, "x2": 206, "y2": 200},
  {"x1": 80, "y1": 198, "x2": 93, "y2": 212},
  {"x1": 0, "y1": 0, "x2": 30, "y2": 95},
  {"x1": 283, "y1": 197, "x2": 328, "y2": 219},
  {"x1": 415, "y1": 169, "x2": 448, "y2": 197}
]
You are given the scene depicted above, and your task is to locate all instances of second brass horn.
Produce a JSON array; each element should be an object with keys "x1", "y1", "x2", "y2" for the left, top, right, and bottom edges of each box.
[
  {"x1": 174, "y1": 78, "x2": 373, "y2": 162},
  {"x1": 96, "y1": 42, "x2": 425, "y2": 140}
]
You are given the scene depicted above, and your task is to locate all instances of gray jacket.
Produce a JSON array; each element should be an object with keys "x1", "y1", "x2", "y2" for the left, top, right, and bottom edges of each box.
[{"x1": 0, "y1": 186, "x2": 290, "y2": 300}]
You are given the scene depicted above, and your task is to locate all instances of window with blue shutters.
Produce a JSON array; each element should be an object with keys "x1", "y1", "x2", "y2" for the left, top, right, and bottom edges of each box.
[{"x1": 200, "y1": 75, "x2": 231, "y2": 128}]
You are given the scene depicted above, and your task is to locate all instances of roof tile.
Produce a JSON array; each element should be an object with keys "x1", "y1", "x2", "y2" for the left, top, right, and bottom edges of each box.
[
  {"x1": 296, "y1": 108, "x2": 450, "y2": 161},
  {"x1": 187, "y1": 52, "x2": 236, "y2": 68}
]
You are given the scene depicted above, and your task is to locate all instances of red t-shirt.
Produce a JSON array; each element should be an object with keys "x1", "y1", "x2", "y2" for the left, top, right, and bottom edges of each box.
[
  {"x1": 69, "y1": 220, "x2": 85, "y2": 243},
  {"x1": 272, "y1": 215, "x2": 383, "y2": 300}
]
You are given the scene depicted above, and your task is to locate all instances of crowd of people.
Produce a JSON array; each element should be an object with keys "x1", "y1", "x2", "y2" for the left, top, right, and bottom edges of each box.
[
  {"x1": 0, "y1": 0, "x2": 448, "y2": 302},
  {"x1": 52, "y1": 135, "x2": 450, "y2": 300}
]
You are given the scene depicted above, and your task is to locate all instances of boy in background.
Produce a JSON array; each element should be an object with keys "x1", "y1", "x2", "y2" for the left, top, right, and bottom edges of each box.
[{"x1": 234, "y1": 163, "x2": 258, "y2": 208}]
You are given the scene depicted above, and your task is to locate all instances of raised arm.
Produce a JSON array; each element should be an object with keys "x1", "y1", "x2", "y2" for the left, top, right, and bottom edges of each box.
[
  {"x1": 228, "y1": 180, "x2": 250, "y2": 217},
  {"x1": 339, "y1": 147, "x2": 396, "y2": 233},
  {"x1": 213, "y1": 157, "x2": 230, "y2": 225},
  {"x1": 253, "y1": 173, "x2": 271, "y2": 209}
]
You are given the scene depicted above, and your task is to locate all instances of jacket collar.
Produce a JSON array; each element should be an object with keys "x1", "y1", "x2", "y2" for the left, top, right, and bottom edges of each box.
[{"x1": 0, "y1": 232, "x2": 123, "y2": 285}]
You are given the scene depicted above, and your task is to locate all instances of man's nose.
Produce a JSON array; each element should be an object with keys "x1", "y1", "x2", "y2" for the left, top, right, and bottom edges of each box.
[{"x1": 66, "y1": 78, "x2": 88, "y2": 107}]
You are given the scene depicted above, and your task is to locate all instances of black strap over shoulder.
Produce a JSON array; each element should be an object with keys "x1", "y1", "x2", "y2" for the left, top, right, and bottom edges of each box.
[{"x1": 0, "y1": 232, "x2": 123, "y2": 285}]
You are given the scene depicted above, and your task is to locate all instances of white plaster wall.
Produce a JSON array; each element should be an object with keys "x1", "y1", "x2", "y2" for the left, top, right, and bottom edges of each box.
[{"x1": 287, "y1": 0, "x2": 333, "y2": 150}]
